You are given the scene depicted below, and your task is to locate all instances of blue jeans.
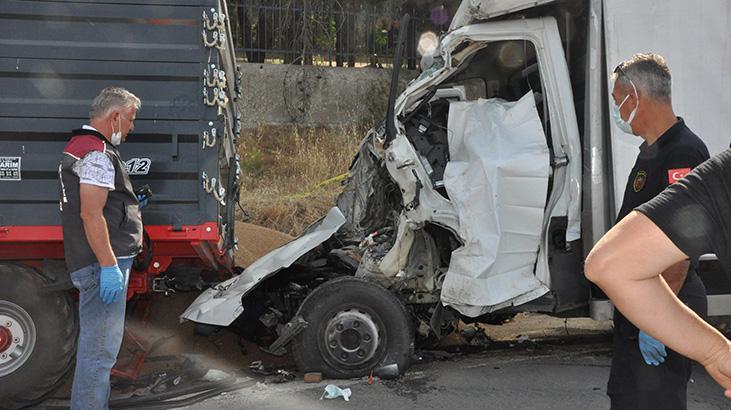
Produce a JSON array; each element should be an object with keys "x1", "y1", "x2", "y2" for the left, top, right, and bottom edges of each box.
[{"x1": 69, "y1": 258, "x2": 132, "y2": 410}]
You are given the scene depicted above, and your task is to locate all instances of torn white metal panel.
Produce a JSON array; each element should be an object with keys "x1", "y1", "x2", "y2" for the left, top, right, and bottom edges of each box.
[
  {"x1": 450, "y1": 0, "x2": 557, "y2": 31},
  {"x1": 181, "y1": 207, "x2": 346, "y2": 326},
  {"x1": 179, "y1": 275, "x2": 242, "y2": 326},
  {"x1": 378, "y1": 133, "x2": 461, "y2": 277},
  {"x1": 383, "y1": 136, "x2": 460, "y2": 227},
  {"x1": 377, "y1": 214, "x2": 418, "y2": 276},
  {"x1": 440, "y1": 92, "x2": 551, "y2": 317}
]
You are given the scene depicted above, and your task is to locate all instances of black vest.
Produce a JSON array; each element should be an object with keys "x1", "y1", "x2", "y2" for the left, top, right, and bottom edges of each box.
[{"x1": 59, "y1": 129, "x2": 142, "y2": 273}]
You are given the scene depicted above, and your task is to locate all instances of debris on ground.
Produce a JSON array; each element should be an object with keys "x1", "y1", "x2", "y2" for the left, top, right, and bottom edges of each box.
[
  {"x1": 374, "y1": 363, "x2": 400, "y2": 380},
  {"x1": 265, "y1": 370, "x2": 296, "y2": 384},
  {"x1": 460, "y1": 325, "x2": 492, "y2": 348},
  {"x1": 415, "y1": 350, "x2": 453, "y2": 362},
  {"x1": 41, "y1": 355, "x2": 254, "y2": 409},
  {"x1": 248, "y1": 361, "x2": 295, "y2": 384},
  {"x1": 249, "y1": 360, "x2": 275, "y2": 376},
  {"x1": 321, "y1": 384, "x2": 352, "y2": 401},
  {"x1": 304, "y1": 372, "x2": 323, "y2": 383}
]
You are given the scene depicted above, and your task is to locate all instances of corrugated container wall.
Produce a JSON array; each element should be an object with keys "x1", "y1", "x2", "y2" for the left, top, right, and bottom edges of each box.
[{"x1": 0, "y1": 0, "x2": 242, "y2": 253}]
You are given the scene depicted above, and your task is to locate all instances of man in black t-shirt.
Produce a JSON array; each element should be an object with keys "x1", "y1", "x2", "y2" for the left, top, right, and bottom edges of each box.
[
  {"x1": 635, "y1": 150, "x2": 731, "y2": 270},
  {"x1": 605, "y1": 53, "x2": 710, "y2": 409},
  {"x1": 586, "y1": 149, "x2": 731, "y2": 400}
]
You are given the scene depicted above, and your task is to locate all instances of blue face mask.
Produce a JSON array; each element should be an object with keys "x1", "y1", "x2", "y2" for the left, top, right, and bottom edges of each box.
[{"x1": 611, "y1": 79, "x2": 639, "y2": 134}]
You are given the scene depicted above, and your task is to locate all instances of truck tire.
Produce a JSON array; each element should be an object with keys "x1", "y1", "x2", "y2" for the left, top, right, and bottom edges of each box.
[
  {"x1": 292, "y1": 276, "x2": 413, "y2": 378},
  {"x1": 0, "y1": 263, "x2": 78, "y2": 409}
]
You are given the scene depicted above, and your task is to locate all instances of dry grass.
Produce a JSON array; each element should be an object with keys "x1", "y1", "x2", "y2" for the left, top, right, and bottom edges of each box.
[{"x1": 236, "y1": 125, "x2": 363, "y2": 236}]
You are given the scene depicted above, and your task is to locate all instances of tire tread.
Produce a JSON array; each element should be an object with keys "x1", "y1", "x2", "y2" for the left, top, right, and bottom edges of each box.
[{"x1": 0, "y1": 263, "x2": 78, "y2": 409}]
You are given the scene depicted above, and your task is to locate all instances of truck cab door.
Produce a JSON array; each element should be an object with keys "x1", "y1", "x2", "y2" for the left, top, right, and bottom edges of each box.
[{"x1": 391, "y1": 17, "x2": 583, "y2": 316}]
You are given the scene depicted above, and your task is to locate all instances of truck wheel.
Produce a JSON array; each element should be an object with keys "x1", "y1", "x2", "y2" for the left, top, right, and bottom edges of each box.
[
  {"x1": 0, "y1": 264, "x2": 78, "y2": 408},
  {"x1": 292, "y1": 277, "x2": 413, "y2": 378}
]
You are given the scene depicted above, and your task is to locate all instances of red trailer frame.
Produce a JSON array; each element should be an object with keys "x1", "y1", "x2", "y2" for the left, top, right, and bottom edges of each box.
[{"x1": 0, "y1": 224, "x2": 233, "y2": 297}]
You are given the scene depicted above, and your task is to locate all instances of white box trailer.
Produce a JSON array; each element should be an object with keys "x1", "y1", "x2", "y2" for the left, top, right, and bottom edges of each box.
[
  {"x1": 452, "y1": 0, "x2": 731, "y2": 240},
  {"x1": 587, "y1": 0, "x2": 731, "y2": 317},
  {"x1": 183, "y1": 0, "x2": 731, "y2": 378}
]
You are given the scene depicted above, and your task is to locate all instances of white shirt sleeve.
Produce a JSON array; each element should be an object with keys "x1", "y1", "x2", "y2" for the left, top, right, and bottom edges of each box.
[{"x1": 72, "y1": 151, "x2": 115, "y2": 190}]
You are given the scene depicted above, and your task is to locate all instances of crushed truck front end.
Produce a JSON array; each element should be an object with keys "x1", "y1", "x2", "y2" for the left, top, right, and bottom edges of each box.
[{"x1": 183, "y1": 13, "x2": 586, "y2": 379}]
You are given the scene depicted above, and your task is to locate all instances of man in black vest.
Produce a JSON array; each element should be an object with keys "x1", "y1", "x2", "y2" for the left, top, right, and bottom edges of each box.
[
  {"x1": 59, "y1": 87, "x2": 143, "y2": 409},
  {"x1": 606, "y1": 54, "x2": 709, "y2": 409}
]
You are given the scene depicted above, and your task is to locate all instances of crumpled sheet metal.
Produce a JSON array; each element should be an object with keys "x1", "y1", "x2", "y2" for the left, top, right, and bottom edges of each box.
[
  {"x1": 440, "y1": 92, "x2": 550, "y2": 317},
  {"x1": 395, "y1": 19, "x2": 582, "y2": 245},
  {"x1": 449, "y1": 0, "x2": 557, "y2": 31},
  {"x1": 180, "y1": 207, "x2": 346, "y2": 326}
]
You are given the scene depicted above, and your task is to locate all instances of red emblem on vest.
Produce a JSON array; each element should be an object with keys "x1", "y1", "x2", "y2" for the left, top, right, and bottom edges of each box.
[
  {"x1": 668, "y1": 168, "x2": 691, "y2": 184},
  {"x1": 633, "y1": 170, "x2": 647, "y2": 192}
]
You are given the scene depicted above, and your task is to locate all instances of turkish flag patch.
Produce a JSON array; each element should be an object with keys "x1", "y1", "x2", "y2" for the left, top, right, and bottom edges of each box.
[{"x1": 668, "y1": 168, "x2": 692, "y2": 184}]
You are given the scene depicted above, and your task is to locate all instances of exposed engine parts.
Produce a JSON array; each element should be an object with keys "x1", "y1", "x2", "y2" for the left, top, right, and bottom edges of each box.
[{"x1": 403, "y1": 99, "x2": 451, "y2": 193}]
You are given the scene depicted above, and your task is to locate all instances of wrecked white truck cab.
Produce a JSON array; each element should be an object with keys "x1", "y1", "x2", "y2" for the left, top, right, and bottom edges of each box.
[
  {"x1": 183, "y1": 0, "x2": 731, "y2": 378},
  {"x1": 384, "y1": 17, "x2": 582, "y2": 317}
]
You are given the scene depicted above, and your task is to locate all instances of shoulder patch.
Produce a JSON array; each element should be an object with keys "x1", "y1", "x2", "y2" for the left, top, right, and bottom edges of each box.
[
  {"x1": 668, "y1": 168, "x2": 692, "y2": 184},
  {"x1": 64, "y1": 135, "x2": 106, "y2": 159},
  {"x1": 633, "y1": 170, "x2": 647, "y2": 192}
]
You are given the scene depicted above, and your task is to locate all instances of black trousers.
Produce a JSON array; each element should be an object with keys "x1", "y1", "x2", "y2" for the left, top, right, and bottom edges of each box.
[{"x1": 607, "y1": 274, "x2": 707, "y2": 410}]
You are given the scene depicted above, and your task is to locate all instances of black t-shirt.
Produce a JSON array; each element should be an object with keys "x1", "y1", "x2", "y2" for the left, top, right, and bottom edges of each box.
[
  {"x1": 614, "y1": 118, "x2": 710, "y2": 337},
  {"x1": 617, "y1": 118, "x2": 710, "y2": 221},
  {"x1": 637, "y1": 148, "x2": 731, "y2": 272}
]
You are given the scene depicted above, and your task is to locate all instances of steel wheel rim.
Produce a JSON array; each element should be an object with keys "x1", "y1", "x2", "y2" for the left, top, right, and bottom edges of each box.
[
  {"x1": 0, "y1": 301, "x2": 36, "y2": 376},
  {"x1": 323, "y1": 308, "x2": 380, "y2": 367}
]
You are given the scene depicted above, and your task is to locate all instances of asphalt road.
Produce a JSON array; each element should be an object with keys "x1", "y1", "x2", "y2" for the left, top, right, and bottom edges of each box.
[
  {"x1": 37, "y1": 310, "x2": 731, "y2": 410},
  {"x1": 182, "y1": 340, "x2": 730, "y2": 410}
]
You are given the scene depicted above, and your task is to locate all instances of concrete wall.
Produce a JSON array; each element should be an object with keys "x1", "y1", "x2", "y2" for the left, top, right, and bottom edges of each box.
[{"x1": 236, "y1": 62, "x2": 416, "y2": 128}]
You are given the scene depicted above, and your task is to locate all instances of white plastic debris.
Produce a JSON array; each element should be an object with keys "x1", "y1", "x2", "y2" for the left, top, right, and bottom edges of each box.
[{"x1": 321, "y1": 384, "x2": 352, "y2": 401}]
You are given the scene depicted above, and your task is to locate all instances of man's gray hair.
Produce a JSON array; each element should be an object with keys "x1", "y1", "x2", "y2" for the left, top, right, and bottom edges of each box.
[
  {"x1": 613, "y1": 53, "x2": 672, "y2": 103},
  {"x1": 89, "y1": 87, "x2": 141, "y2": 119}
]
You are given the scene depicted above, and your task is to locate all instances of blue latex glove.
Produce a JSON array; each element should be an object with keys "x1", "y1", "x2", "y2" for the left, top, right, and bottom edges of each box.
[
  {"x1": 136, "y1": 194, "x2": 149, "y2": 209},
  {"x1": 99, "y1": 264, "x2": 124, "y2": 304},
  {"x1": 639, "y1": 330, "x2": 667, "y2": 366}
]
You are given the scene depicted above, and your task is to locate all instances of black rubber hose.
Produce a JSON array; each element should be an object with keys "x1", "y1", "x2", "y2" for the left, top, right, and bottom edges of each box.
[
  {"x1": 108, "y1": 377, "x2": 237, "y2": 408},
  {"x1": 110, "y1": 379, "x2": 257, "y2": 409},
  {"x1": 44, "y1": 375, "x2": 246, "y2": 409}
]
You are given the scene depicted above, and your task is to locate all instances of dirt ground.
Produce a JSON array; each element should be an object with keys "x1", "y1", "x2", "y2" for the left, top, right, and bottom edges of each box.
[
  {"x1": 117, "y1": 223, "x2": 289, "y2": 372},
  {"x1": 48, "y1": 223, "x2": 295, "y2": 403},
  {"x1": 233, "y1": 222, "x2": 294, "y2": 268},
  {"x1": 123, "y1": 222, "x2": 296, "y2": 372}
]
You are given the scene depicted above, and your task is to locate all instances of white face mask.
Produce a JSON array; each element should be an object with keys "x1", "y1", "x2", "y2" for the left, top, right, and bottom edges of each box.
[
  {"x1": 611, "y1": 78, "x2": 639, "y2": 134},
  {"x1": 110, "y1": 115, "x2": 122, "y2": 146}
]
